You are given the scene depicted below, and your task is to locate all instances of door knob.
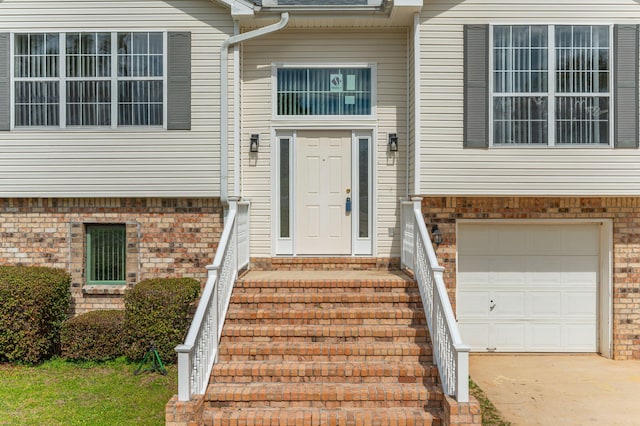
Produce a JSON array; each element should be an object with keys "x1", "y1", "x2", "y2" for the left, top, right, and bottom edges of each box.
[
  {"x1": 346, "y1": 188, "x2": 351, "y2": 194},
  {"x1": 489, "y1": 300, "x2": 496, "y2": 311}
]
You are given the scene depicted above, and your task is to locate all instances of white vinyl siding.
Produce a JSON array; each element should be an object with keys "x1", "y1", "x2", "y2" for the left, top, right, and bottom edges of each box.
[
  {"x1": 420, "y1": 0, "x2": 640, "y2": 195},
  {"x1": 0, "y1": 0, "x2": 235, "y2": 197},
  {"x1": 242, "y1": 29, "x2": 407, "y2": 257}
]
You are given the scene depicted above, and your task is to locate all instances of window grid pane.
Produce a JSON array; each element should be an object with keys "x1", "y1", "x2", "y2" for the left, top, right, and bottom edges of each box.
[
  {"x1": 87, "y1": 225, "x2": 126, "y2": 284},
  {"x1": 277, "y1": 68, "x2": 371, "y2": 116},
  {"x1": 555, "y1": 96, "x2": 609, "y2": 144},
  {"x1": 493, "y1": 96, "x2": 548, "y2": 145}
]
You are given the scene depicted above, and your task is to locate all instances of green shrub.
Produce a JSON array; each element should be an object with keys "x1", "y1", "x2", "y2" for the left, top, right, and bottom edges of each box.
[
  {"x1": 0, "y1": 266, "x2": 71, "y2": 363},
  {"x1": 124, "y1": 278, "x2": 200, "y2": 364},
  {"x1": 61, "y1": 310, "x2": 125, "y2": 362}
]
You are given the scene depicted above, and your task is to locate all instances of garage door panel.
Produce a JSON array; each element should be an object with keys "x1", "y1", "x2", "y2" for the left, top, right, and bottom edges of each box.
[
  {"x1": 527, "y1": 257, "x2": 563, "y2": 284},
  {"x1": 566, "y1": 324, "x2": 597, "y2": 350},
  {"x1": 528, "y1": 324, "x2": 562, "y2": 350},
  {"x1": 459, "y1": 324, "x2": 491, "y2": 350},
  {"x1": 528, "y1": 291, "x2": 562, "y2": 317},
  {"x1": 525, "y1": 228, "x2": 563, "y2": 256},
  {"x1": 494, "y1": 324, "x2": 526, "y2": 350},
  {"x1": 458, "y1": 226, "x2": 491, "y2": 255},
  {"x1": 488, "y1": 257, "x2": 526, "y2": 285},
  {"x1": 457, "y1": 256, "x2": 490, "y2": 284},
  {"x1": 458, "y1": 223, "x2": 599, "y2": 353},
  {"x1": 563, "y1": 292, "x2": 597, "y2": 316},
  {"x1": 562, "y1": 226, "x2": 600, "y2": 254},
  {"x1": 493, "y1": 291, "x2": 526, "y2": 317},
  {"x1": 457, "y1": 291, "x2": 490, "y2": 317},
  {"x1": 494, "y1": 227, "x2": 528, "y2": 255},
  {"x1": 561, "y1": 256, "x2": 599, "y2": 284}
]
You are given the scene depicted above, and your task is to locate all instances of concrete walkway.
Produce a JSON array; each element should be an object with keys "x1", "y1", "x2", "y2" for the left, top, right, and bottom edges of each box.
[{"x1": 470, "y1": 354, "x2": 640, "y2": 426}]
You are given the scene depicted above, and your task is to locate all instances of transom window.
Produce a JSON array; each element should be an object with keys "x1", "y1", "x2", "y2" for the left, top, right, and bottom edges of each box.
[
  {"x1": 492, "y1": 25, "x2": 610, "y2": 146},
  {"x1": 13, "y1": 32, "x2": 164, "y2": 128},
  {"x1": 277, "y1": 67, "x2": 372, "y2": 116}
]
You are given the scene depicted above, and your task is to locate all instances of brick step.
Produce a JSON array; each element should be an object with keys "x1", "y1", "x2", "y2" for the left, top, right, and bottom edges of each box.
[
  {"x1": 217, "y1": 342, "x2": 432, "y2": 362},
  {"x1": 205, "y1": 383, "x2": 442, "y2": 409},
  {"x1": 233, "y1": 279, "x2": 417, "y2": 293},
  {"x1": 225, "y1": 307, "x2": 426, "y2": 325},
  {"x1": 204, "y1": 407, "x2": 438, "y2": 426},
  {"x1": 210, "y1": 361, "x2": 439, "y2": 384},
  {"x1": 230, "y1": 291, "x2": 423, "y2": 308},
  {"x1": 220, "y1": 324, "x2": 429, "y2": 343}
]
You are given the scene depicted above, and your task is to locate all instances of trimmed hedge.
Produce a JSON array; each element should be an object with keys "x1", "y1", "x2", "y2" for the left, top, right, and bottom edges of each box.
[
  {"x1": 124, "y1": 278, "x2": 200, "y2": 364},
  {"x1": 0, "y1": 266, "x2": 71, "y2": 363},
  {"x1": 61, "y1": 310, "x2": 125, "y2": 362}
]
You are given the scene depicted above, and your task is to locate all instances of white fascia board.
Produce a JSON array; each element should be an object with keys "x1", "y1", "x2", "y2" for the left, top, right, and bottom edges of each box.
[{"x1": 210, "y1": 0, "x2": 256, "y2": 17}]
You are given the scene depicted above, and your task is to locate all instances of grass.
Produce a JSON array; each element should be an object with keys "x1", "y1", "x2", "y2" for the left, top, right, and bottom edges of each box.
[
  {"x1": 470, "y1": 379, "x2": 512, "y2": 426},
  {"x1": 0, "y1": 357, "x2": 177, "y2": 426}
]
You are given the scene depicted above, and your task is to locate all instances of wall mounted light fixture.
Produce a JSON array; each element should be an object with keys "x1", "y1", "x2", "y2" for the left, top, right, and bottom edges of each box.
[
  {"x1": 431, "y1": 224, "x2": 443, "y2": 249},
  {"x1": 388, "y1": 133, "x2": 398, "y2": 152},
  {"x1": 250, "y1": 134, "x2": 260, "y2": 153}
]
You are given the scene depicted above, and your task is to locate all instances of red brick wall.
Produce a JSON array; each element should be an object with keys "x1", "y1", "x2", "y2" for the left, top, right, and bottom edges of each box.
[
  {"x1": 0, "y1": 198, "x2": 223, "y2": 314},
  {"x1": 422, "y1": 196, "x2": 640, "y2": 360}
]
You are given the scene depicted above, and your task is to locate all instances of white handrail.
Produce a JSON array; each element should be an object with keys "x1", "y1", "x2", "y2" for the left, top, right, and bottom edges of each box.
[
  {"x1": 401, "y1": 198, "x2": 470, "y2": 403},
  {"x1": 175, "y1": 199, "x2": 250, "y2": 401}
]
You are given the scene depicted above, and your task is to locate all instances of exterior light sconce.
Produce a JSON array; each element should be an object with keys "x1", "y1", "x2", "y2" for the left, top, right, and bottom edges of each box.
[
  {"x1": 431, "y1": 224, "x2": 443, "y2": 249},
  {"x1": 388, "y1": 133, "x2": 398, "y2": 152},
  {"x1": 250, "y1": 134, "x2": 260, "y2": 153}
]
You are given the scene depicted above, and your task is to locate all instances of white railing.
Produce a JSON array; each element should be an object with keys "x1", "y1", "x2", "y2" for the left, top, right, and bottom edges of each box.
[
  {"x1": 175, "y1": 199, "x2": 250, "y2": 401},
  {"x1": 401, "y1": 198, "x2": 470, "y2": 403}
]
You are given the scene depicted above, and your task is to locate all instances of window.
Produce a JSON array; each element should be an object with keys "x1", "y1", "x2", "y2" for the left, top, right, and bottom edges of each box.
[
  {"x1": 86, "y1": 224, "x2": 126, "y2": 285},
  {"x1": 491, "y1": 25, "x2": 610, "y2": 146},
  {"x1": 277, "y1": 67, "x2": 372, "y2": 116},
  {"x1": 13, "y1": 32, "x2": 164, "y2": 128}
]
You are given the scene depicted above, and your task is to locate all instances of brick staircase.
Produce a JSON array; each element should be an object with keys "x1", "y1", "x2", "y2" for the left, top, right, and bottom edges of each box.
[{"x1": 202, "y1": 270, "x2": 445, "y2": 425}]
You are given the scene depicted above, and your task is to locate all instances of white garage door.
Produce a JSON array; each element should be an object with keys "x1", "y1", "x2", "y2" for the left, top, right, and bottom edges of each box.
[{"x1": 457, "y1": 223, "x2": 599, "y2": 352}]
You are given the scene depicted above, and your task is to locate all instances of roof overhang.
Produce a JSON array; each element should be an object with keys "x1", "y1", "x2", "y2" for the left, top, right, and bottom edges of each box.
[
  {"x1": 239, "y1": 0, "x2": 423, "y2": 28},
  {"x1": 210, "y1": 0, "x2": 256, "y2": 17}
]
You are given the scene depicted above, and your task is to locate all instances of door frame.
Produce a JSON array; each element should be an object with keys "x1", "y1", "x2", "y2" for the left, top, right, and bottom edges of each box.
[
  {"x1": 271, "y1": 128, "x2": 376, "y2": 256},
  {"x1": 455, "y1": 219, "x2": 613, "y2": 358}
]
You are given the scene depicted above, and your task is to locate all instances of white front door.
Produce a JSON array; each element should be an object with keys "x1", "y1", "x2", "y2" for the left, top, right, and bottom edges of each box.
[{"x1": 295, "y1": 130, "x2": 351, "y2": 255}]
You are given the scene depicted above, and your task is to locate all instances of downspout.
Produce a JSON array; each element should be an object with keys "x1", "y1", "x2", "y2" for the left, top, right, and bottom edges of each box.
[
  {"x1": 413, "y1": 12, "x2": 421, "y2": 196},
  {"x1": 221, "y1": 12, "x2": 290, "y2": 206}
]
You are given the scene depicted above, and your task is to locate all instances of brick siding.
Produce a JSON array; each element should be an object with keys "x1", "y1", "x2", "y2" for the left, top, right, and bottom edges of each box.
[
  {"x1": 0, "y1": 198, "x2": 223, "y2": 315},
  {"x1": 422, "y1": 196, "x2": 640, "y2": 360}
]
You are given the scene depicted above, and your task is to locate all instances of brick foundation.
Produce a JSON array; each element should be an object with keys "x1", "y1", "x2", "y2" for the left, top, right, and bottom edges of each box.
[
  {"x1": 422, "y1": 196, "x2": 640, "y2": 360},
  {"x1": 0, "y1": 198, "x2": 223, "y2": 315},
  {"x1": 442, "y1": 395, "x2": 482, "y2": 426}
]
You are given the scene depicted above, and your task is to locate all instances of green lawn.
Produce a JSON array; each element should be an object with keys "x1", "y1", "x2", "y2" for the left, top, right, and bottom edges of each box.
[{"x1": 0, "y1": 358, "x2": 177, "y2": 426}]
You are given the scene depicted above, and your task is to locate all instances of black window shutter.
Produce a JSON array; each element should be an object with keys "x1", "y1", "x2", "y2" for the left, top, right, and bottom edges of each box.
[
  {"x1": 0, "y1": 33, "x2": 9, "y2": 131},
  {"x1": 167, "y1": 32, "x2": 191, "y2": 130},
  {"x1": 464, "y1": 24, "x2": 489, "y2": 148},
  {"x1": 614, "y1": 24, "x2": 639, "y2": 148}
]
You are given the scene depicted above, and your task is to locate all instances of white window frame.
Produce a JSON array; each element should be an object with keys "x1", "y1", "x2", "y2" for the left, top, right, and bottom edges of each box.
[
  {"x1": 9, "y1": 31, "x2": 167, "y2": 130},
  {"x1": 489, "y1": 24, "x2": 613, "y2": 147},
  {"x1": 272, "y1": 63, "x2": 377, "y2": 121}
]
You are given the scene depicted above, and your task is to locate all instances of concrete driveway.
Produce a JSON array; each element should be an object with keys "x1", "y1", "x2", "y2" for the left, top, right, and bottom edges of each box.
[{"x1": 470, "y1": 354, "x2": 640, "y2": 426}]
